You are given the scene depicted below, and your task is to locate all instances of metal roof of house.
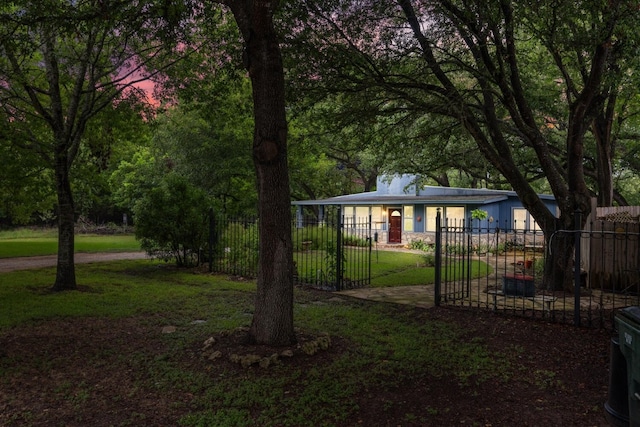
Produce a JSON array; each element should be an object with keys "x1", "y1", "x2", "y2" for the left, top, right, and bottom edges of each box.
[
  {"x1": 291, "y1": 174, "x2": 556, "y2": 206},
  {"x1": 292, "y1": 193, "x2": 510, "y2": 206}
]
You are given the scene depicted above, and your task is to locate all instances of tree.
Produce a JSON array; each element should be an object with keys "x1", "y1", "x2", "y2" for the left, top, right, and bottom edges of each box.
[
  {"x1": 218, "y1": 0, "x2": 296, "y2": 345},
  {"x1": 73, "y1": 98, "x2": 153, "y2": 226},
  {"x1": 151, "y1": 76, "x2": 257, "y2": 217},
  {"x1": 297, "y1": 98, "x2": 383, "y2": 192},
  {"x1": 287, "y1": 115, "x2": 366, "y2": 209},
  {"x1": 0, "y1": 1, "x2": 188, "y2": 290},
  {"x1": 282, "y1": 0, "x2": 640, "y2": 290}
]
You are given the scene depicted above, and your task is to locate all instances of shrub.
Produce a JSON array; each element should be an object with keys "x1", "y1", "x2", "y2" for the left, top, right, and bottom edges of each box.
[
  {"x1": 408, "y1": 239, "x2": 435, "y2": 252},
  {"x1": 292, "y1": 225, "x2": 335, "y2": 251},
  {"x1": 342, "y1": 232, "x2": 370, "y2": 247},
  {"x1": 133, "y1": 174, "x2": 210, "y2": 267},
  {"x1": 423, "y1": 253, "x2": 436, "y2": 266}
]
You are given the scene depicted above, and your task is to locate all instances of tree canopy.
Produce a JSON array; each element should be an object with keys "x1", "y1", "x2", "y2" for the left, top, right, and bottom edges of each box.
[
  {"x1": 3, "y1": 0, "x2": 640, "y2": 319},
  {"x1": 0, "y1": 0, "x2": 192, "y2": 290},
  {"x1": 280, "y1": 0, "x2": 640, "y2": 290},
  {"x1": 282, "y1": 0, "x2": 640, "y2": 212}
]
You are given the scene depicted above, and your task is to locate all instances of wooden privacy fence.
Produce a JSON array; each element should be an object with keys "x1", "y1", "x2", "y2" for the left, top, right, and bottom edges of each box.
[{"x1": 583, "y1": 204, "x2": 640, "y2": 294}]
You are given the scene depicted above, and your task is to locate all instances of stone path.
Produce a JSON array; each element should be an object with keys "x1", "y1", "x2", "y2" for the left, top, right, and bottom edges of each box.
[{"x1": 337, "y1": 284, "x2": 436, "y2": 308}]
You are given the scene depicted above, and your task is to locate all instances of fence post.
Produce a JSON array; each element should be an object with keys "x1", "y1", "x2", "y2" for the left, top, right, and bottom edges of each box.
[
  {"x1": 435, "y1": 208, "x2": 442, "y2": 306},
  {"x1": 336, "y1": 207, "x2": 343, "y2": 291},
  {"x1": 574, "y1": 209, "x2": 582, "y2": 327},
  {"x1": 368, "y1": 213, "x2": 372, "y2": 287}
]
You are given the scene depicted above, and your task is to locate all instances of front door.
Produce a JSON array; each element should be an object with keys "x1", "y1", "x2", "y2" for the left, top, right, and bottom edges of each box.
[{"x1": 388, "y1": 209, "x2": 402, "y2": 243}]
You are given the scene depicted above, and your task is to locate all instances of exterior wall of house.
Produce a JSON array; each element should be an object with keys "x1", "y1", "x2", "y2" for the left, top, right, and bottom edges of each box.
[
  {"x1": 293, "y1": 174, "x2": 558, "y2": 245},
  {"x1": 347, "y1": 199, "x2": 554, "y2": 245}
]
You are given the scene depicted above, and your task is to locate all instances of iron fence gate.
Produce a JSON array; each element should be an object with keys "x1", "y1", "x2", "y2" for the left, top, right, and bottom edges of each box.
[
  {"x1": 435, "y1": 210, "x2": 640, "y2": 329},
  {"x1": 293, "y1": 207, "x2": 372, "y2": 291}
]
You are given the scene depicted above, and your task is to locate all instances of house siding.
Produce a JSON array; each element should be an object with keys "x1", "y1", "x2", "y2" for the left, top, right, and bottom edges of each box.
[{"x1": 293, "y1": 175, "x2": 558, "y2": 245}]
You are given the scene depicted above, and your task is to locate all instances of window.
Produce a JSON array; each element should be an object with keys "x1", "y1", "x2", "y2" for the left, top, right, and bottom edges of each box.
[
  {"x1": 355, "y1": 206, "x2": 369, "y2": 227},
  {"x1": 403, "y1": 205, "x2": 414, "y2": 232},
  {"x1": 513, "y1": 208, "x2": 540, "y2": 231},
  {"x1": 426, "y1": 207, "x2": 440, "y2": 231},
  {"x1": 513, "y1": 208, "x2": 527, "y2": 230},
  {"x1": 445, "y1": 207, "x2": 465, "y2": 227},
  {"x1": 424, "y1": 206, "x2": 465, "y2": 231},
  {"x1": 371, "y1": 206, "x2": 382, "y2": 225},
  {"x1": 343, "y1": 206, "x2": 355, "y2": 228}
]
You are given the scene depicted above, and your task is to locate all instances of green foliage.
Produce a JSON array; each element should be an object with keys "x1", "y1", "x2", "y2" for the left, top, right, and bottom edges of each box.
[
  {"x1": 281, "y1": 0, "x2": 640, "y2": 223},
  {"x1": 292, "y1": 225, "x2": 336, "y2": 251},
  {"x1": 134, "y1": 174, "x2": 210, "y2": 267},
  {"x1": 0, "y1": 0, "x2": 186, "y2": 229},
  {"x1": 407, "y1": 239, "x2": 435, "y2": 252},
  {"x1": 109, "y1": 147, "x2": 158, "y2": 213},
  {"x1": 293, "y1": 227, "x2": 369, "y2": 252},
  {"x1": 0, "y1": 141, "x2": 55, "y2": 225},
  {"x1": 287, "y1": 98, "x2": 382, "y2": 197},
  {"x1": 445, "y1": 244, "x2": 469, "y2": 255},
  {"x1": 471, "y1": 209, "x2": 489, "y2": 221},
  {"x1": 150, "y1": 82, "x2": 257, "y2": 216},
  {"x1": 423, "y1": 253, "x2": 435, "y2": 267},
  {"x1": 341, "y1": 232, "x2": 370, "y2": 247},
  {"x1": 322, "y1": 240, "x2": 345, "y2": 285}
]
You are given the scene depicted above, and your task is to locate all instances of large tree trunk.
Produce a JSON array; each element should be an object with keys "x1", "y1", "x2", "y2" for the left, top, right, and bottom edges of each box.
[
  {"x1": 543, "y1": 215, "x2": 580, "y2": 292},
  {"x1": 52, "y1": 149, "x2": 77, "y2": 291},
  {"x1": 227, "y1": 0, "x2": 296, "y2": 346}
]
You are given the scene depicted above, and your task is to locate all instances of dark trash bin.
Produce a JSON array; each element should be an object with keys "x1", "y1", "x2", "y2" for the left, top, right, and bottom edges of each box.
[
  {"x1": 606, "y1": 337, "x2": 630, "y2": 427},
  {"x1": 615, "y1": 307, "x2": 640, "y2": 427}
]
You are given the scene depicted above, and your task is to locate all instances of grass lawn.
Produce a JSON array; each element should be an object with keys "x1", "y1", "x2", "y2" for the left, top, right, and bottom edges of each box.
[
  {"x1": 369, "y1": 250, "x2": 491, "y2": 287},
  {"x1": 0, "y1": 228, "x2": 140, "y2": 258},
  {"x1": 0, "y1": 260, "x2": 501, "y2": 426},
  {"x1": 1, "y1": 228, "x2": 491, "y2": 289},
  {"x1": 0, "y1": 260, "x2": 250, "y2": 329},
  {"x1": 0, "y1": 259, "x2": 609, "y2": 426},
  {"x1": 294, "y1": 248, "x2": 492, "y2": 288}
]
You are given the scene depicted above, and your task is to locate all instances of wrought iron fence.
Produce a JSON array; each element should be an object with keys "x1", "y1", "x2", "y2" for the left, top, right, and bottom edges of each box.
[
  {"x1": 208, "y1": 214, "x2": 259, "y2": 278},
  {"x1": 435, "y1": 212, "x2": 640, "y2": 329},
  {"x1": 207, "y1": 209, "x2": 372, "y2": 291},
  {"x1": 293, "y1": 209, "x2": 372, "y2": 291}
]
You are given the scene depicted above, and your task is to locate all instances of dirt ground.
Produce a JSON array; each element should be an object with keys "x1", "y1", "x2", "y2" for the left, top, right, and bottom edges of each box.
[{"x1": 0, "y1": 303, "x2": 614, "y2": 426}]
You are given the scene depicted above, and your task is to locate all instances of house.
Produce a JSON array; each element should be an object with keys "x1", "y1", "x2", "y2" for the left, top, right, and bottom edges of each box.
[{"x1": 292, "y1": 174, "x2": 558, "y2": 245}]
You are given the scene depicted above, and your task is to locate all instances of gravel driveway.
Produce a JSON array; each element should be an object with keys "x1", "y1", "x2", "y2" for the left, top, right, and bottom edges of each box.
[{"x1": 0, "y1": 252, "x2": 148, "y2": 273}]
